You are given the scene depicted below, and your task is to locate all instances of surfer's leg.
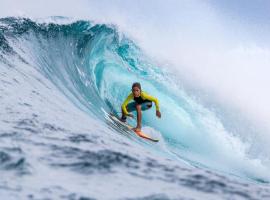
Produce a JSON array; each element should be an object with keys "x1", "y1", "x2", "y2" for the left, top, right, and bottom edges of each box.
[
  {"x1": 141, "y1": 102, "x2": 152, "y2": 111},
  {"x1": 135, "y1": 104, "x2": 142, "y2": 130}
]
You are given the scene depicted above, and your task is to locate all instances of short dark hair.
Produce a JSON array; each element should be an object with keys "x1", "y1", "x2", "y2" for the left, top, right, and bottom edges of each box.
[{"x1": 132, "y1": 82, "x2": 141, "y2": 90}]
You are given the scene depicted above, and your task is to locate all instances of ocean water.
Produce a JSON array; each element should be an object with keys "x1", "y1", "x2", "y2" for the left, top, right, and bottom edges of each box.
[{"x1": 1, "y1": 17, "x2": 270, "y2": 200}]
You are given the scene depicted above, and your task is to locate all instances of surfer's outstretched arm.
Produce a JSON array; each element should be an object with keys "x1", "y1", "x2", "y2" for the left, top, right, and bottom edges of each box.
[
  {"x1": 121, "y1": 93, "x2": 133, "y2": 115},
  {"x1": 121, "y1": 93, "x2": 134, "y2": 121},
  {"x1": 141, "y1": 91, "x2": 161, "y2": 118}
]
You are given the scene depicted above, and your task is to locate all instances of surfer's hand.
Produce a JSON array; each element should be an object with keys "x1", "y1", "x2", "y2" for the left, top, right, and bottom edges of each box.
[
  {"x1": 127, "y1": 113, "x2": 134, "y2": 118},
  {"x1": 156, "y1": 110, "x2": 161, "y2": 118}
]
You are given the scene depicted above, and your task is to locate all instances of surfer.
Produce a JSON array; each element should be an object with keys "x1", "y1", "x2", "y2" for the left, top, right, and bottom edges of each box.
[{"x1": 121, "y1": 82, "x2": 161, "y2": 131}]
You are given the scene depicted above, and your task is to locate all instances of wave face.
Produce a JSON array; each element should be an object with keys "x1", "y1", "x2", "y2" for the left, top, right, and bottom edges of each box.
[{"x1": 1, "y1": 17, "x2": 270, "y2": 199}]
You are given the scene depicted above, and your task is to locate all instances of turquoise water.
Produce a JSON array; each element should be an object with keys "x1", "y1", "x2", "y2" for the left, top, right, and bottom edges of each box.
[{"x1": 1, "y1": 17, "x2": 270, "y2": 199}]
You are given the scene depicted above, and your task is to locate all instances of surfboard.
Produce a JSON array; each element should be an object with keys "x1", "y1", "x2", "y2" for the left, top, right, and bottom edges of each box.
[{"x1": 109, "y1": 113, "x2": 159, "y2": 142}]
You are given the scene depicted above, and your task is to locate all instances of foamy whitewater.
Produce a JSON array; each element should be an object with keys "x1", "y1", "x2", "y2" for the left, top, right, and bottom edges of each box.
[{"x1": 1, "y1": 1, "x2": 270, "y2": 200}]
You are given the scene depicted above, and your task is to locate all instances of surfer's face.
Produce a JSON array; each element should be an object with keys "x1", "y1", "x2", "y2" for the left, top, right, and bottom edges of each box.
[{"x1": 132, "y1": 86, "x2": 141, "y2": 97}]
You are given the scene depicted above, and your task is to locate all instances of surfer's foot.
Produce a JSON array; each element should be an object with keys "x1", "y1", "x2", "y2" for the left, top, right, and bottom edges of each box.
[
  {"x1": 133, "y1": 126, "x2": 141, "y2": 132},
  {"x1": 120, "y1": 116, "x2": 127, "y2": 122}
]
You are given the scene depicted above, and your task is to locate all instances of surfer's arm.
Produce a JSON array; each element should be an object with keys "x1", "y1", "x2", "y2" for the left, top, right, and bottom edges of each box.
[
  {"x1": 142, "y1": 91, "x2": 160, "y2": 111},
  {"x1": 121, "y1": 93, "x2": 133, "y2": 115}
]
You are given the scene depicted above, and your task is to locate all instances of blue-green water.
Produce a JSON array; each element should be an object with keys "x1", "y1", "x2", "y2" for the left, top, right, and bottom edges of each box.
[{"x1": 0, "y1": 17, "x2": 270, "y2": 199}]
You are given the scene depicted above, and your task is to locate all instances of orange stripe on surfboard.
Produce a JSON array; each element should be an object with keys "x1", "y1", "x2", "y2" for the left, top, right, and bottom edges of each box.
[{"x1": 134, "y1": 130, "x2": 159, "y2": 142}]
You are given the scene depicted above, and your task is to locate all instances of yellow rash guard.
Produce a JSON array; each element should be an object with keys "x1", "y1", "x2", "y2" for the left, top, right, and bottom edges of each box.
[{"x1": 121, "y1": 91, "x2": 160, "y2": 115}]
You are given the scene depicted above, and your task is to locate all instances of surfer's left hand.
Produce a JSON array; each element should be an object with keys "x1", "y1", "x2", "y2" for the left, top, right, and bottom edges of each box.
[{"x1": 156, "y1": 110, "x2": 161, "y2": 118}]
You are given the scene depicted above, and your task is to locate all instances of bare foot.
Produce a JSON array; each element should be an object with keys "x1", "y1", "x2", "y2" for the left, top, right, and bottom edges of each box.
[{"x1": 133, "y1": 127, "x2": 141, "y2": 132}]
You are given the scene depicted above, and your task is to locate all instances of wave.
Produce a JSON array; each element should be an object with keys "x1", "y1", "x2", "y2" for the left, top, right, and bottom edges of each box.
[{"x1": 1, "y1": 17, "x2": 269, "y2": 183}]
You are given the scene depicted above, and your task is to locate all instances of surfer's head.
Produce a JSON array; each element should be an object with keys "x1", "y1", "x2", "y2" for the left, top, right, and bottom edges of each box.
[{"x1": 132, "y1": 82, "x2": 141, "y2": 97}]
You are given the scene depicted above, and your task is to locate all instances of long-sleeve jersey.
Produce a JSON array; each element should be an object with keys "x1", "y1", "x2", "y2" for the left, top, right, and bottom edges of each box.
[{"x1": 121, "y1": 91, "x2": 160, "y2": 115}]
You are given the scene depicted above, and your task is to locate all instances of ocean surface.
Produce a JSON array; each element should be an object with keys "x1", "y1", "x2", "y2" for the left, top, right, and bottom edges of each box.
[{"x1": 1, "y1": 17, "x2": 270, "y2": 200}]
